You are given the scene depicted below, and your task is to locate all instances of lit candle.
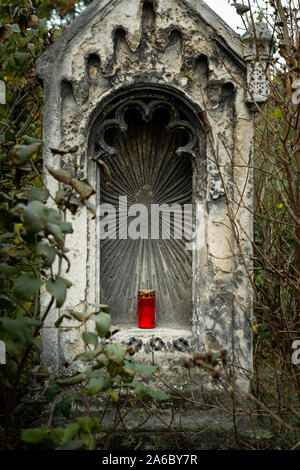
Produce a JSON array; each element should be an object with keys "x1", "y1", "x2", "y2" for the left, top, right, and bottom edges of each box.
[{"x1": 138, "y1": 289, "x2": 156, "y2": 329}]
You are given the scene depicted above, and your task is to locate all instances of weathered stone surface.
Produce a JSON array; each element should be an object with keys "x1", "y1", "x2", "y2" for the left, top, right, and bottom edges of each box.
[
  {"x1": 37, "y1": 0, "x2": 263, "y2": 384},
  {"x1": 0, "y1": 80, "x2": 5, "y2": 105}
]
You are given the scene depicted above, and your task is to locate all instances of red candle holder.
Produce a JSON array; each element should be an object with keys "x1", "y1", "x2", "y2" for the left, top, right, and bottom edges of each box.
[{"x1": 138, "y1": 289, "x2": 156, "y2": 329}]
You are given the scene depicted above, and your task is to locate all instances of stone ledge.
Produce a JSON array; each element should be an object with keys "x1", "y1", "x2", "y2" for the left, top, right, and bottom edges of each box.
[{"x1": 114, "y1": 327, "x2": 193, "y2": 354}]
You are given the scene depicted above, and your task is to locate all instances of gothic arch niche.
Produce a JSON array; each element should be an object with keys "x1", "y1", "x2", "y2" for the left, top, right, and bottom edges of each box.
[{"x1": 88, "y1": 88, "x2": 205, "y2": 329}]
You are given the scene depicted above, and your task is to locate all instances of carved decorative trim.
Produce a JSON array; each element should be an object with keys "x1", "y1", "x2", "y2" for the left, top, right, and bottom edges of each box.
[
  {"x1": 102, "y1": 336, "x2": 192, "y2": 353},
  {"x1": 247, "y1": 62, "x2": 270, "y2": 103},
  {"x1": 93, "y1": 98, "x2": 199, "y2": 162},
  {"x1": 243, "y1": 23, "x2": 273, "y2": 104}
]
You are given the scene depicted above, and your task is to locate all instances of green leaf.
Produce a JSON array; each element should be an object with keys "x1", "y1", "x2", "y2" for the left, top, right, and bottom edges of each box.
[
  {"x1": 36, "y1": 242, "x2": 56, "y2": 267},
  {"x1": 23, "y1": 136, "x2": 43, "y2": 145},
  {"x1": 0, "y1": 263, "x2": 19, "y2": 278},
  {"x1": 76, "y1": 351, "x2": 97, "y2": 361},
  {"x1": 106, "y1": 362, "x2": 123, "y2": 377},
  {"x1": 46, "y1": 276, "x2": 67, "y2": 308},
  {"x1": 51, "y1": 28, "x2": 63, "y2": 41},
  {"x1": 11, "y1": 143, "x2": 41, "y2": 166},
  {"x1": 82, "y1": 331, "x2": 98, "y2": 346},
  {"x1": 109, "y1": 390, "x2": 120, "y2": 403},
  {"x1": 0, "y1": 153, "x2": 7, "y2": 163},
  {"x1": 56, "y1": 396, "x2": 73, "y2": 419},
  {"x1": 55, "y1": 190, "x2": 69, "y2": 204},
  {"x1": 49, "y1": 427, "x2": 65, "y2": 446},
  {"x1": 47, "y1": 208, "x2": 60, "y2": 225},
  {"x1": 105, "y1": 325, "x2": 120, "y2": 339},
  {"x1": 82, "y1": 376, "x2": 110, "y2": 395},
  {"x1": 80, "y1": 432, "x2": 95, "y2": 450},
  {"x1": 0, "y1": 246, "x2": 32, "y2": 258},
  {"x1": 56, "y1": 373, "x2": 86, "y2": 386},
  {"x1": 134, "y1": 382, "x2": 147, "y2": 400},
  {"x1": 86, "y1": 370, "x2": 106, "y2": 379},
  {"x1": 55, "y1": 314, "x2": 72, "y2": 327},
  {"x1": 12, "y1": 203, "x2": 26, "y2": 216},
  {"x1": 7, "y1": 24, "x2": 21, "y2": 35},
  {"x1": 28, "y1": 188, "x2": 49, "y2": 203},
  {"x1": 38, "y1": 18, "x2": 48, "y2": 33},
  {"x1": 93, "y1": 353, "x2": 109, "y2": 368},
  {"x1": 71, "y1": 179, "x2": 95, "y2": 200},
  {"x1": 7, "y1": 54, "x2": 16, "y2": 67},
  {"x1": 33, "y1": 176, "x2": 43, "y2": 188},
  {"x1": 44, "y1": 383, "x2": 61, "y2": 402},
  {"x1": 146, "y1": 388, "x2": 169, "y2": 402},
  {"x1": 94, "y1": 312, "x2": 111, "y2": 338},
  {"x1": 46, "y1": 166, "x2": 73, "y2": 184},
  {"x1": 119, "y1": 367, "x2": 135, "y2": 384},
  {"x1": 104, "y1": 343, "x2": 126, "y2": 365},
  {"x1": 21, "y1": 428, "x2": 49, "y2": 444},
  {"x1": 14, "y1": 52, "x2": 31, "y2": 65},
  {"x1": 89, "y1": 303, "x2": 110, "y2": 313},
  {"x1": 24, "y1": 200, "x2": 49, "y2": 233},
  {"x1": 60, "y1": 221, "x2": 73, "y2": 234},
  {"x1": 52, "y1": 422, "x2": 80, "y2": 446},
  {"x1": 45, "y1": 222, "x2": 64, "y2": 247},
  {"x1": 269, "y1": 110, "x2": 283, "y2": 118},
  {"x1": 0, "y1": 317, "x2": 40, "y2": 334},
  {"x1": 58, "y1": 276, "x2": 72, "y2": 288},
  {"x1": 77, "y1": 416, "x2": 99, "y2": 433},
  {"x1": 13, "y1": 273, "x2": 41, "y2": 298},
  {"x1": 69, "y1": 311, "x2": 93, "y2": 322},
  {"x1": 128, "y1": 361, "x2": 158, "y2": 376},
  {"x1": 133, "y1": 383, "x2": 169, "y2": 402},
  {"x1": 24, "y1": 329, "x2": 41, "y2": 349},
  {"x1": 0, "y1": 317, "x2": 41, "y2": 355}
]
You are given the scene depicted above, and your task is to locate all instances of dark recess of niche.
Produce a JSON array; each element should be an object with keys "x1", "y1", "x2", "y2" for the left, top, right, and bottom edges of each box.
[
  {"x1": 221, "y1": 82, "x2": 235, "y2": 99},
  {"x1": 114, "y1": 26, "x2": 126, "y2": 42},
  {"x1": 141, "y1": 1, "x2": 155, "y2": 36},
  {"x1": 113, "y1": 26, "x2": 132, "y2": 57},
  {"x1": 99, "y1": 105, "x2": 193, "y2": 328},
  {"x1": 61, "y1": 80, "x2": 74, "y2": 100},
  {"x1": 195, "y1": 55, "x2": 209, "y2": 82},
  {"x1": 168, "y1": 29, "x2": 182, "y2": 47},
  {"x1": 88, "y1": 53, "x2": 101, "y2": 79}
]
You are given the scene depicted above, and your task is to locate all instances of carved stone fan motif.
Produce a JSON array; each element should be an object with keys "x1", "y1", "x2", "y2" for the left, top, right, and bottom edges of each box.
[{"x1": 98, "y1": 101, "x2": 194, "y2": 328}]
